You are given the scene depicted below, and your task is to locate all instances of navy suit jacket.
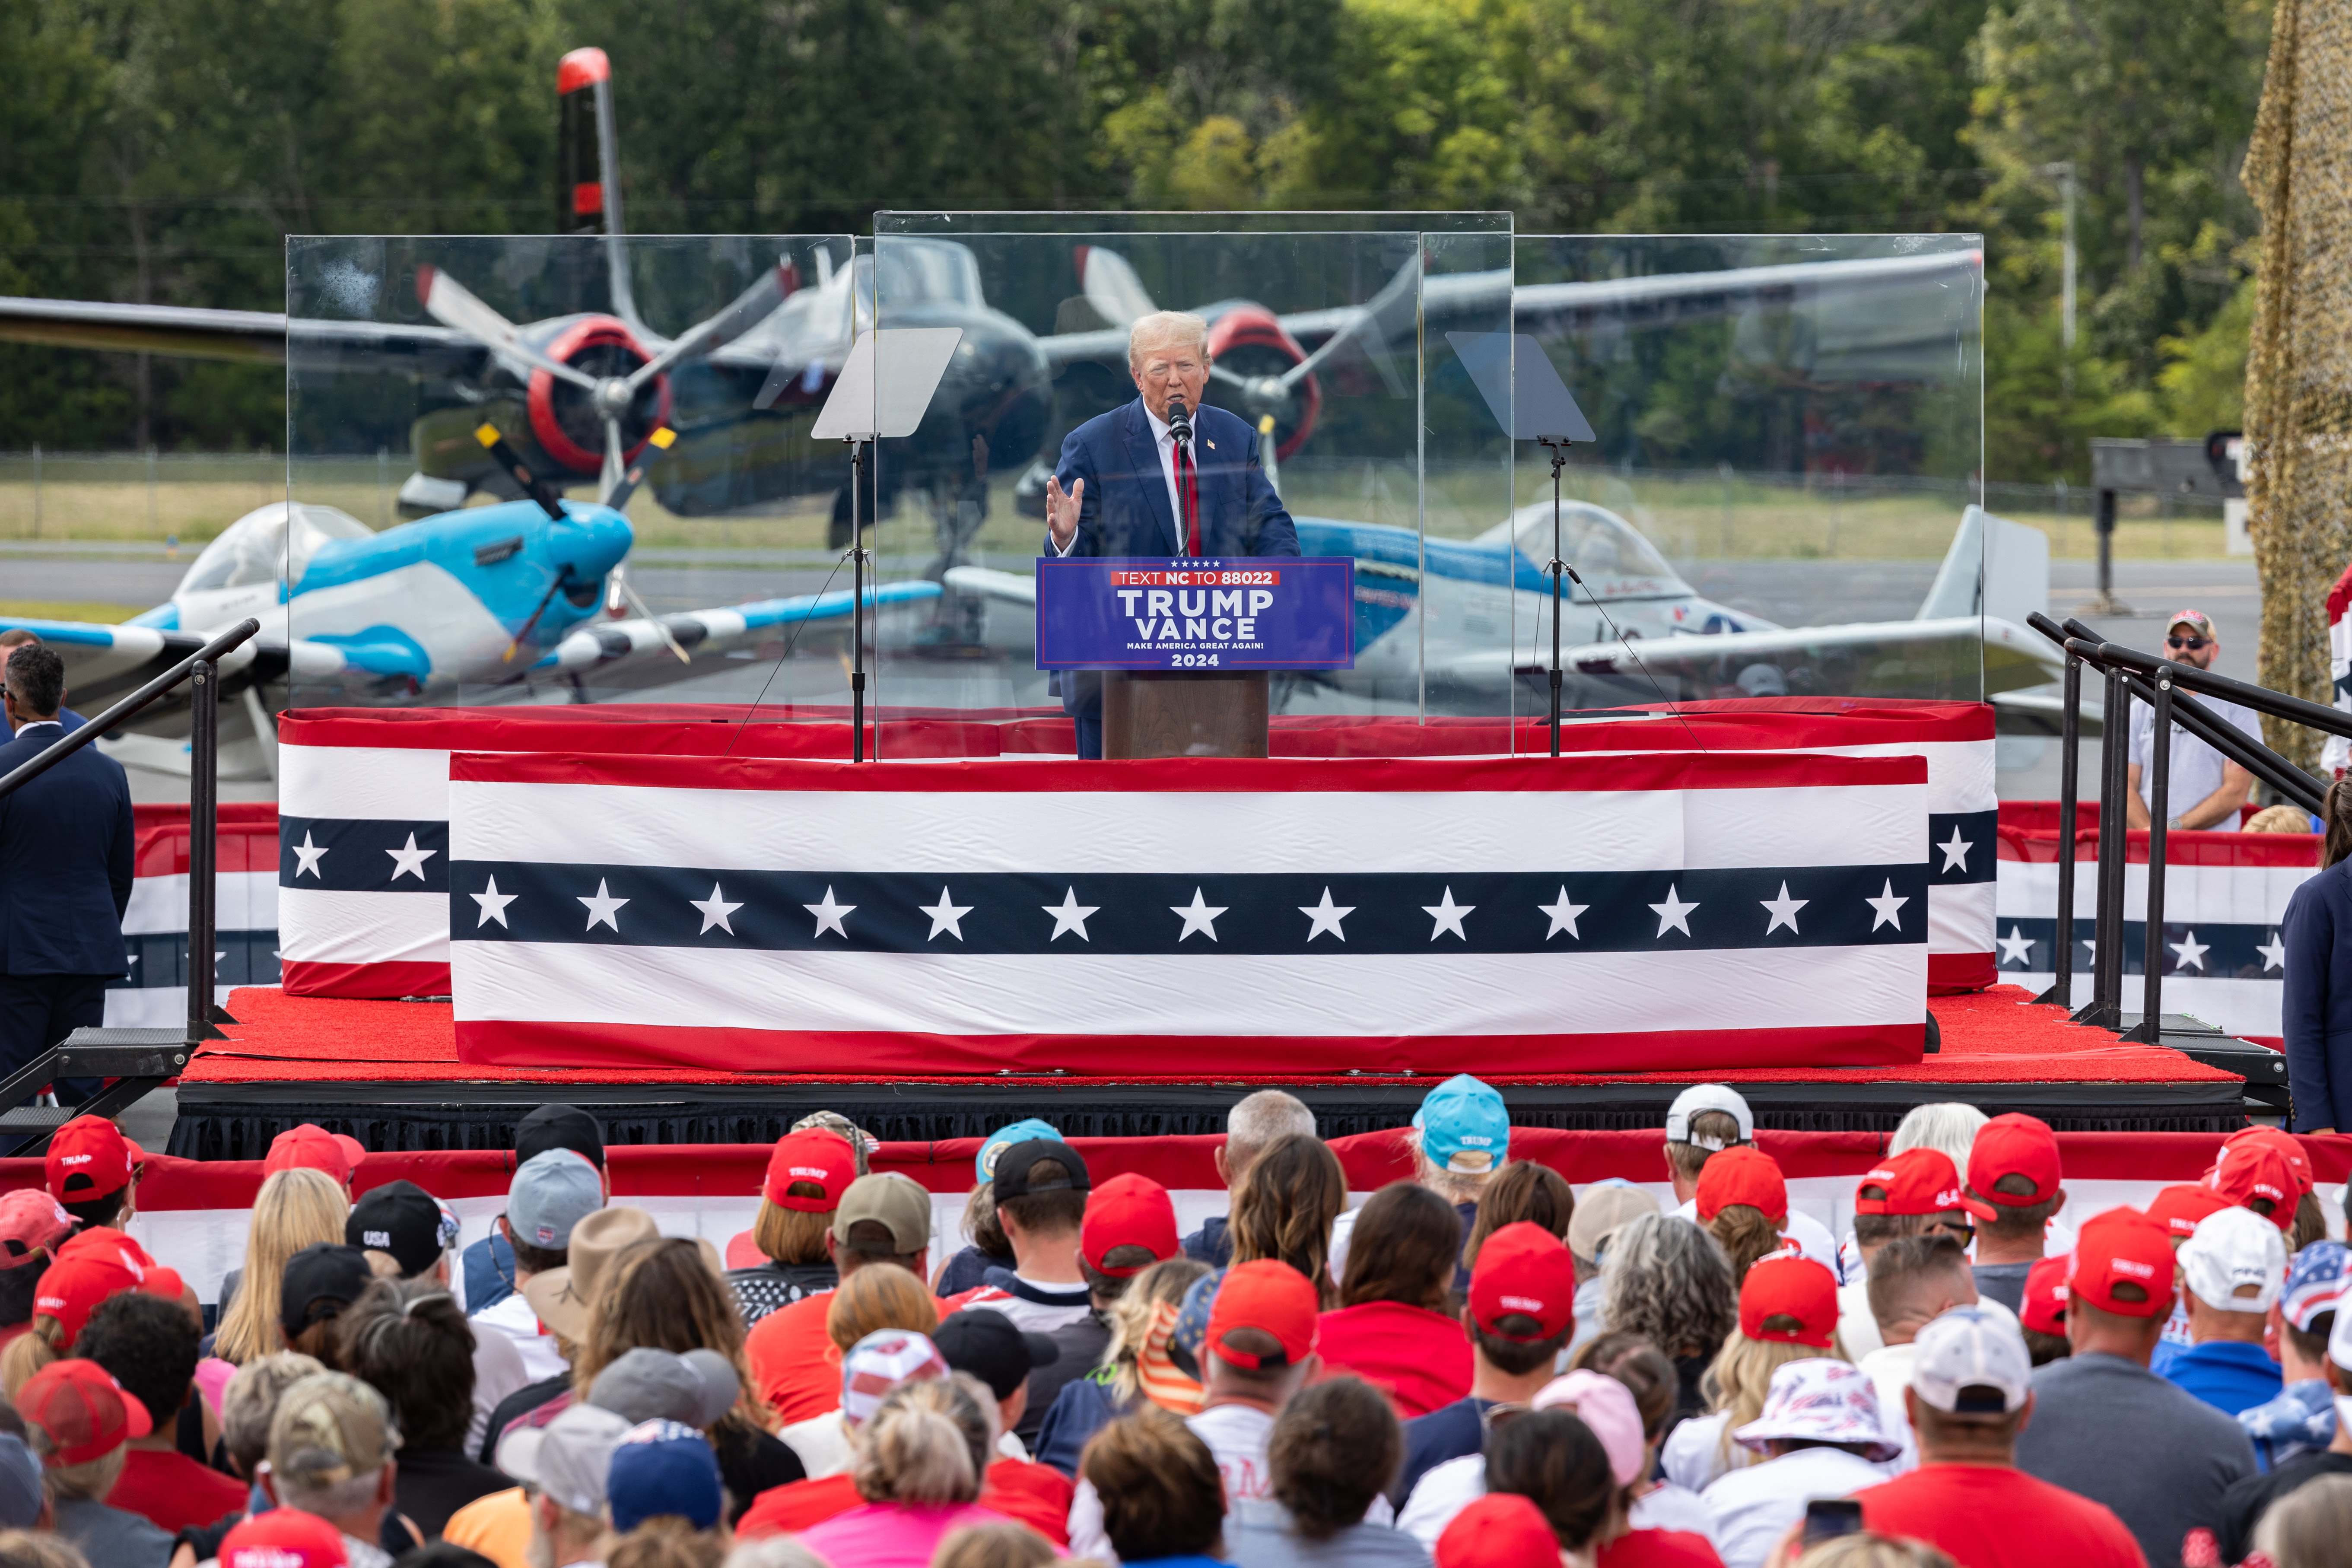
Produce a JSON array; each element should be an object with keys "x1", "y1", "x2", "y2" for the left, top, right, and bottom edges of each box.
[
  {"x1": 1045, "y1": 400, "x2": 1300, "y2": 719},
  {"x1": 1046, "y1": 399, "x2": 1300, "y2": 562},
  {"x1": 2283, "y1": 857, "x2": 2352, "y2": 1131},
  {"x1": 0, "y1": 709, "x2": 84, "y2": 741},
  {"x1": 0, "y1": 723, "x2": 134, "y2": 976}
]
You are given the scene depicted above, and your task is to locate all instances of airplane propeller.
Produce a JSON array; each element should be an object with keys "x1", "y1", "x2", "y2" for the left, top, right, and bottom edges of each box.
[
  {"x1": 420, "y1": 260, "x2": 792, "y2": 501},
  {"x1": 598, "y1": 426, "x2": 689, "y2": 663}
]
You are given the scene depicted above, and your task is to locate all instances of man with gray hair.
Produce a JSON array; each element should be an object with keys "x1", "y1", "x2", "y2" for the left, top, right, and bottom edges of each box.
[
  {"x1": 1184, "y1": 1090, "x2": 1316, "y2": 1266},
  {"x1": 261, "y1": 1370, "x2": 416, "y2": 1566},
  {"x1": 1041, "y1": 309, "x2": 1300, "y2": 758}
]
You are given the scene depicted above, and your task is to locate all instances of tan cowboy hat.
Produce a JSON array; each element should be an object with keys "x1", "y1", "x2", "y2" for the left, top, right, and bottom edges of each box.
[{"x1": 522, "y1": 1207, "x2": 720, "y2": 1342}]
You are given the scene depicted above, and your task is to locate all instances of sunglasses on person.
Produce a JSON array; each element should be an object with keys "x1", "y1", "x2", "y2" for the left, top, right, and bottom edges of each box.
[{"x1": 2168, "y1": 635, "x2": 2209, "y2": 651}]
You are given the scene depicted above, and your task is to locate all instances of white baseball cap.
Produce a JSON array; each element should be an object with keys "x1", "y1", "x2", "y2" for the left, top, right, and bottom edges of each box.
[
  {"x1": 496, "y1": 1402, "x2": 633, "y2": 1516},
  {"x1": 1665, "y1": 1084, "x2": 1754, "y2": 1148},
  {"x1": 1910, "y1": 1305, "x2": 2034, "y2": 1415},
  {"x1": 2180, "y1": 1205, "x2": 2288, "y2": 1315}
]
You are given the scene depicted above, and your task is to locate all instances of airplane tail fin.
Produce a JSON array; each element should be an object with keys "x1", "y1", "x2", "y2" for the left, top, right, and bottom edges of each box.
[
  {"x1": 1916, "y1": 503, "x2": 2050, "y2": 627},
  {"x1": 556, "y1": 47, "x2": 641, "y2": 329}
]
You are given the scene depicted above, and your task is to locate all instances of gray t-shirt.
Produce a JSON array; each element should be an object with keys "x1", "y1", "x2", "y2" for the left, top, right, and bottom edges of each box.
[
  {"x1": 52, "y1": 1497, "x2": 172, "y2": 1568},
  {"x1": 2015, "y1": 1352, "x2": 2257, "y2": 1566},
  {"x1": 1972, "y1": 1260, "x2": 2036, "y2": 1315},
  {"x1": 1226, "y1": 1497, "x2": 1433, "y2": 1567}
]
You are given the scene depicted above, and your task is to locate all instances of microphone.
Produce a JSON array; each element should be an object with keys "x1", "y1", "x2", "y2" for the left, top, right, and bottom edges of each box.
[{"x1": 1166, "y1": 396, "x2": 1192, "y2": 445}]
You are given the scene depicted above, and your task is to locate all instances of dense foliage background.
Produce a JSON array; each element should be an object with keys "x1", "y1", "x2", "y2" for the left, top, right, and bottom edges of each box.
[{"x1": 0, "y1": 0, "x2": 2274, "y2": 479}]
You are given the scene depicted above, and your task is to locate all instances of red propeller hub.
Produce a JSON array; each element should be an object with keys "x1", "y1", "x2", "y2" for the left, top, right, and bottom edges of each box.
[
  {"x1": 524, "y1": 315, "x2": 673, "y2": 476},
  {"x1": 1205, "y1": 305, "x2": 1320, "y2": 459}
]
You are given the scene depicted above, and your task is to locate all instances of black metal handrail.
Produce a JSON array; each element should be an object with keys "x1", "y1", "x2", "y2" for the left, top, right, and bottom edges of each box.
[
  {"x1": 0, "y1": 619, "x2": 260, "y2": 1135},
  {"x1": 2025, "y1": 611, "x2": 2328, "y2": 1044}
]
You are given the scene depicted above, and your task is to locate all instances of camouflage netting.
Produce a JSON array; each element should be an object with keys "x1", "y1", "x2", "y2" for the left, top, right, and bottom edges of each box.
[{"x1": 2245, "y1": 0, "x2": 2352, "y2": 770}]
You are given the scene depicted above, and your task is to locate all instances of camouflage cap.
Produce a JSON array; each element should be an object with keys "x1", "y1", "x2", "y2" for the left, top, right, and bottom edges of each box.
[
  {"x1": 790, "y1": 1111, "x2": 878, "y2": 1176},
  {"x1": 267, "y1": 1371, "x2": 398, "y2": 1489}
]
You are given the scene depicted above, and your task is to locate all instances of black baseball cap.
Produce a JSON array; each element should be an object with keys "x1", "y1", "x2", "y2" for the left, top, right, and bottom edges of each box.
[
  {"x1": 991, "y1": 1139, "x2": 1089, "y2": 1203},
  {"x1": 279, "y1": 1243, "x2": 375, "y2": 1336},
  {"x1": 347, "y1": 1180, "x2": 454, "y2": 1278},
  {"x1": 516, "y1": 1105, "x2": 605, "y2": 1171},
  {"x1": 933, "y1": 1307, "x2": 1061, "y2": 1401}
]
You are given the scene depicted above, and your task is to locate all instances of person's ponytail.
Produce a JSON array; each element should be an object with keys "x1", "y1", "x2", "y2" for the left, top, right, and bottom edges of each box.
[
  {"x1": 0, "y1": 1315, "x2": 64, "y2": 1400},
  {"x1": 1706, "y1": 1204, "x2": 1784, "y2": 1279}
]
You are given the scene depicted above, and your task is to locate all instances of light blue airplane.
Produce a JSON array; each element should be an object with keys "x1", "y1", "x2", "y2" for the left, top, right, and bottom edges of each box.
[{"x1": 2, "y1": 449, "x2": 938, "y2": 761}]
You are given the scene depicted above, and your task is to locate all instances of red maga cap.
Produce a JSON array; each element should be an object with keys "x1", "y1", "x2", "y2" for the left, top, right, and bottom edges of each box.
[
  {"x1": 1962, "y1": 1113, "x2": 2062, "y2": 1221},
  {"x1": 2145, "y1": 1182, "x2": 2234, "y2": 1240},
  {"x1": 2225, "y1": 1126, "x2": 2314, "y2": 1196},
  {"x1": 1738, "y1": 1254, "x2": 1839, "y2": 1348},
  {"x1": 2207, "y1": 1141, "x2": 2301, "y2": 1231},
  {"x1": 2020, "y1": 1254, "x2": 2070, "y2": 1337},
  {"x1": 1696, "y1": 1145, "x2": 1787, "y2": 1225},
  {"x1": 2068, "y1": 1207, "x2": 2176, "y2": 1319},
  {"x1": 1854, "y1": 1147, "x2": 1966, "y2": 1217},
  {"x1": 1468, "y1": 1222, "x2": 1578, "y2": 1341},
  {"x1": 221, "y1": 1509, "x2": 349, "y2": 1568},
  {"x1": 763, "y1": 1129, "x2": 856, "y2": 1213},
  {"x1": 1205, "y1": 1259, "x2": 1320, "y2": 1371},
  {"x1": 44, "y1": 1116, "x2": 140, "y2": 1205},
  {"x1": 1081, "y1": 1173, "x2": 1178, "y2": 1278},
  {"x1": 557, "y1": 47, "x2": 610, "y2": 95},
  {"x1": 19, "y1": 1358, "x2": 150, "y2": 1466},
  {"x1": 265, "y1": 1123, "x2": 367, "y2": 1186},
  {"x1": 1436, "y1": 1492, "x2": 1563, "y2": 1568}
]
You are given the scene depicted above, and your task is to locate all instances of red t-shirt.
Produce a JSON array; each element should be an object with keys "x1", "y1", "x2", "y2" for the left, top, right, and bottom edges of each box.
[
  {"x1": 1599, "y1": 1530, "x2": 1726, "y2": 1567},
  {"x1": 1313, "y1": 1301, "x2": 1473, "y2": 1417},
  {"x1": 1855, "y1": 1463, "x2": 2146, "y2": 1568},
  {"x1": 737, "y1": 1457, "x2": 1074, "y2": 1544},
  {"x1": 108, "y1": 1447, "x2": 251, "y2": 1533},
  {"x1": 744, "y1": 1290, "x2": 842, "y2": 1425}
]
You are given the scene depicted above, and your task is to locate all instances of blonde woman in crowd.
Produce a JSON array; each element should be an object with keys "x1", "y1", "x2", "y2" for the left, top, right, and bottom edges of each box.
[{"x1": 213, "y1": 1167, "x2": 348, "y2": 1365}]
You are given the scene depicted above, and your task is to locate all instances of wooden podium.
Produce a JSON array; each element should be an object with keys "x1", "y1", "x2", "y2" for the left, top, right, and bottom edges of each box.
[{"x1": 1102, "y1": 669, "x2": 1270, "y2": 758}]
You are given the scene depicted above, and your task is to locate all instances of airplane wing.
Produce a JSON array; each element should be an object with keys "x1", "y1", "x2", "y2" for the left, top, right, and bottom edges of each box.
[
  {"x1": 941, "y1": 566, "x2": 1036, "y2": 607},
  {"x1": 1460, "y1": 613, "x2": 2061, "y2": 696},
  {"x1": 529, "y1": 579, "x2": 944, "y2": 678},
  {"x1": 0, "y1": 617, "x2": 291, "y2": 709},
  {"x1": 0, "y1": 296, "x2": 483, "y2": 378}
]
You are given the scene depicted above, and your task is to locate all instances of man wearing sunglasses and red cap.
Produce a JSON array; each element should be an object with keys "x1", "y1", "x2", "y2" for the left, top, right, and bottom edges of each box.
[{"x1": 2126, "y1": 610, "x2": 2262, "y2": 833}]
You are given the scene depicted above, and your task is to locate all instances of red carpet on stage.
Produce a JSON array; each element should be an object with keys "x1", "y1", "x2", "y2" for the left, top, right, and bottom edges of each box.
[{"x1": 188, "y1": 983, "x2": 2243, "y2": 1091}]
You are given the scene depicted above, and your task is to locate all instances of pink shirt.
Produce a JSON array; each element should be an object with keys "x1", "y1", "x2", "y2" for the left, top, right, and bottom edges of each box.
[{"x1": 794, "y1": 1501, "x2": 1039, "y2": 1568}]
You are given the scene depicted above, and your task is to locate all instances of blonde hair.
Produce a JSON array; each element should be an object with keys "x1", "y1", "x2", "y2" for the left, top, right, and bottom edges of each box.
[
  {"x1": 1704, "y1": 1326, "x2": 1848, "y2": 1463},
  {"x1": 606, "y1": 1517, "x2": 726, "y2": 1568},
  {"x1": 825, "y1": 1262, "x2": 938, "y2": 1354},
  {"x1": 1106, "y1": 1257, "x2": 1211, "y2": 1404},
  {"x1": 0, "y1": 1317, "x2": 65, "y2": 1400},
  {"x1": 1126, "y1": 311, "x2": 1210, "y2": 371},
  {"x1": 215, "y1": 1167, "x2": 350, "y2": 1364},
  {"x1": 929, "y1": 1522, "x2": 1058, "y2": 1568},
  {"x1": 1406, "y1": 1129, "x2": 1492, "y2": 1205},
  {"x1": 1796, "y1": 1538, "x2": 1957, "y2": 1568},
  {"x1": 852, "y1": 1373, "x2": 991, "y2": 1506},
  {"x1": 0, "y1": 1530, "x2": 91, "y2": 1568},
  {"x1": 221, "y1": 1352, "x2": 328, "y2": 1476},
  {"x1": 28, "y1": 1432, "x2": 124, "y2": 1501},
  {"x1": 751, "y1": 1199, "x2": 833, "y2": 1268}
]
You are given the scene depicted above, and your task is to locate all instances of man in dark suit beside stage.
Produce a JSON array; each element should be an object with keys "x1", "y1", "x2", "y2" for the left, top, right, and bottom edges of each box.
[
  {"x1": 0, "y1": 643, "x2": 133, "y2": 1081},
  {"x1": 1042, "y1": 309, "x2": 1301, "y2": 759},
  {"x1": 0, "y1": 631, "x2": 86, "y2": 740}
]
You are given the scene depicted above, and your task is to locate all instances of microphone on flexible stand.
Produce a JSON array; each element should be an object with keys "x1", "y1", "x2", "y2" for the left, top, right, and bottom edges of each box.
[{"x1": 1165, "y1": 395, "x2": 1192, "y2": 444}]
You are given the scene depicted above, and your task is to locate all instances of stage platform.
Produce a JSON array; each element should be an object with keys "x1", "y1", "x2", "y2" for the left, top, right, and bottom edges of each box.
[{"x1": 163, "y1": 984, "x2": 2257, "y2": 1158}]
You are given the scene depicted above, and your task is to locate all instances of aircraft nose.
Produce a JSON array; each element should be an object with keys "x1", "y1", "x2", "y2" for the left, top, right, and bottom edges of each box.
[{"x1": 559, "y1": 503, "x2": 635, "y2": 580}]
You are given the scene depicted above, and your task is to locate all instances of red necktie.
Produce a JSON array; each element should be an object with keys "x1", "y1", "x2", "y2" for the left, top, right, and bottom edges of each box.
[{"x1": 1176, "y1": 436, "x2": 1200, "y2": 555}]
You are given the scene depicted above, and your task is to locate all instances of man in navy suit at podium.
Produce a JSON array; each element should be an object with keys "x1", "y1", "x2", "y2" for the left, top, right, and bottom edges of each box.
[{"x1": 1042, "y1": 310, "x2": 1300, "y2": 758}]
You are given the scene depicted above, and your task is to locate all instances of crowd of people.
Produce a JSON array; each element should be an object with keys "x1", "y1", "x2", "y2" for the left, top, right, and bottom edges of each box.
[{"x1": 0, "y1": 1083, "x2": 2336, "y2": 1568}]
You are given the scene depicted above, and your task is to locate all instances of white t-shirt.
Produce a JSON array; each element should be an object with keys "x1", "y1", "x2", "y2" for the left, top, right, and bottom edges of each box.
[
  {"x1": 1396, "y1": 1452, "x2": 1487, "y2": 1549},
  {"x1": 1661, "y1": 1410, "x2": 1746, "y2": 1493},
  {"x1": 1068, "y1": 1401, "x2": 1279, "y2": 1562},
  {"x1": 470, "y1": 1291, "x2": 566, "y2": 1383},
  {"x1": 2129, "y1": 688, "x2": 2261, "y2": 827},
  {"x1": 1631, "y1": 1481, "x2": 1717, "y2": 1541},
  {"x1": 1835, "y1": 1279, "x2": 1883, "y2": 1360},
  {"x1": 467, "y1": 1322, "x2": 531, "y2": 1459},
  {"x1": 1855, "y1": 1342, "x2": 1920, "y2": 1473},
  {"x1": 1671, "y1": 1199, "x2": 1846, "y2": 1284},
  {"x1": 1702, "y1": 1445, "x2": 1891, "y2": 1568}
]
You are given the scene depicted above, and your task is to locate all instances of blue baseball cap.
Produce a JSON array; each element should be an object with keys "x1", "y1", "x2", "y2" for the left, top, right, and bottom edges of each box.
[
  {"x1": 976, "y1": 1118, "x2": 1062, "y2": 1182},
  {"x1": 1413, "y1": 1074, "x2": 1510, "y2": 1174},
  {"x1": 2284, "y1": 1240, "x2": 2352, "y2": 1333},
  {"x1": 607, "y1": 1419, "x2": 722, "y2": 1531},
  {"x1": 1170, "y1": 1267, "x2": 1225, "y2": 1380}
]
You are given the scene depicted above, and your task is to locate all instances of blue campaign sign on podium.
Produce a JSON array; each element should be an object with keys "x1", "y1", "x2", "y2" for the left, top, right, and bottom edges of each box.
[{"x1": 1036, "y1": 557, "x2": 1356, "y2": 671}]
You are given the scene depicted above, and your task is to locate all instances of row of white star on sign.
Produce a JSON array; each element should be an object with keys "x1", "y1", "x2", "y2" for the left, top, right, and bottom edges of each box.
[
  {"x1": 287, "y1": 831, "x2": 435, "y2": 881},
  {"x1": 460, "y1": 876, "x2": 1913, "y2": 943},
  {"x1": 1992, "y1": 925, "x2": 2286, "y2": 973}
]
